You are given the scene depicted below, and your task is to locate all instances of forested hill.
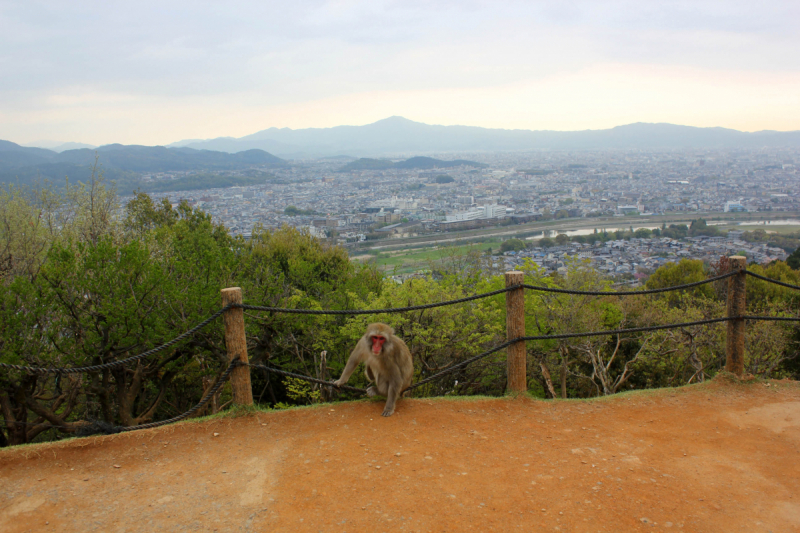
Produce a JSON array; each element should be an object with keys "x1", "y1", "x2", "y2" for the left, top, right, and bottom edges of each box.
[
  {"x1": 0, "y1": 140, "x2": 286, "y2": 187},
  {"x1": 340, "y1": 156, "x2": 486, "y2": 172}
]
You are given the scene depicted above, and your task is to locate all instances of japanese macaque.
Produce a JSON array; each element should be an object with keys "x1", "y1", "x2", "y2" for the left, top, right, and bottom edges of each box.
[{"x1": 334, "y1": 323, "x2": 413, "y2": 417}]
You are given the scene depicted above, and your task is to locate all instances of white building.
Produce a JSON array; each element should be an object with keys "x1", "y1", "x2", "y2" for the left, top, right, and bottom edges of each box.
[
  {"x1": 445, "y1": 204, "x2": 506, "y2": 222},
  {"x1": 724, "y1": 201, "x2": 746, "y2": 213}
]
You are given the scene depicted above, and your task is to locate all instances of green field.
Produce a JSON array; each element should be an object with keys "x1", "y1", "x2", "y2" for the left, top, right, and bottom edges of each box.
[{"x1": 356, "y1": 241, "x2": 498, "y2": 273}]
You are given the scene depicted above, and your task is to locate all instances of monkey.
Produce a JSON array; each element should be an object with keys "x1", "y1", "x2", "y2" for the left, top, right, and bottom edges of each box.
[{"x1": 334, "y1": 323, "x2": 413, "y2": 417}]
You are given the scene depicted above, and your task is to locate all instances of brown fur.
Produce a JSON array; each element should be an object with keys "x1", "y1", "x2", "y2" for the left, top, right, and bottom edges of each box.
[{"x1": 334, "y1": 323, "x2": 414, "y2": 417}]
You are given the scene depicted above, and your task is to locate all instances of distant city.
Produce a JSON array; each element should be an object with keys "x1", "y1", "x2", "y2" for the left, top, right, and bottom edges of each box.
[
  {"x1": 3, "y1": 119, "x2": 799, "y2": 280},
  {"x1": 127, "y1": 147, "x2": 798, "y2": 274}
]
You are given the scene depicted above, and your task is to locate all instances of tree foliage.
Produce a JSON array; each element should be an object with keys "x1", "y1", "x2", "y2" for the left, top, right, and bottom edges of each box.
[{"x1": 500, "y1": 238, "x2": 526, "y2": 253}]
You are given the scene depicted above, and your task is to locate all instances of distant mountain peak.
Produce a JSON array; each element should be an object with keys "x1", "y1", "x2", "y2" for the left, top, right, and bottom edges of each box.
[
  {"x1": 153, "y1": 119, "x2": 800, "y2": 158},
  {"x1": 370, "y1": 116, "x2": 417, "y2": 124}
]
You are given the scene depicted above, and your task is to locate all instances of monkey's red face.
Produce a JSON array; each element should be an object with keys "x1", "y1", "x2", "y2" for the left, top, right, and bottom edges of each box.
[{"x1": 371, "y1": 335, "x2": 386, "y2": 354}]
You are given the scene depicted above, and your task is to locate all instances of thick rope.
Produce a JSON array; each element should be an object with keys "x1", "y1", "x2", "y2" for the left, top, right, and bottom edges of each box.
[
  {"x1": 115, "y1": 358, "x2": 240, "y2": 432},
  {"x1": 253, "y1": 316, "x2": 757, "y2": 394},
  {"x1": 248, "y1": 363, "x2": 367, "y2": 393},
  {"x1": 1, "y1": 359, "x2": 239, "y2": 435},
  {"x1": 403, "y1": 314, "x2": 799, "y2": 392},
  {"x1": 742, "y1": 315, "x2": 800, "y2": 323},
  {"x1": 404, "y1": 339, "x2": 516, "y2": 392},
  {"x1": 0, "y1": 306, "x2": 233, "y2": 375},
  {"x1": 745, "y1": 270, "x2": 800, "y2": 291},
  {"x1": 523, "y1": 271, "x2": 736, "y2": 296},
  {"x1": 238, "y1": 286, "x2": 515, "y2": 315}
]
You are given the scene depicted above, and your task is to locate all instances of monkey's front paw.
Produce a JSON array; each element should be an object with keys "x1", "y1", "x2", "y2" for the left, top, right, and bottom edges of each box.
[
  {"x1": 381, "y1": 408, "x2": 394, "y2": 417},
  {"x1": 366, "y1": 386, "x2": 377, "y2": 397},
  {"x1": 332, "y1": 379, "x2": 343, "y2": 388}
]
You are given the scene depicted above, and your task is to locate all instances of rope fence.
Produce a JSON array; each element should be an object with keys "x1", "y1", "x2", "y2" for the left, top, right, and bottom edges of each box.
[
  {"x1": 745, "y1": 270, "x2": 800, "y2": 291},
  {"x1": 238, "y1": 285, "x2": 516, "y2": 315},
  {"x1": 1, "y1": 358, "x2": 240, "y2": 435},
  {"x1": 1, "y1": 255, "x2": 799, "y2": 437},
  {"x1": 0, "y1": 268, "x2": 740, "y2": 375},
  {"x1": 0, "y1": 306, "x2": 233, "y2": 375},
  {"x1": 522, "y1": 270, "x2": 736, "y2": 296},
  {"x1": 249, "y1": 363, "x2": 367, "y2": 393}
]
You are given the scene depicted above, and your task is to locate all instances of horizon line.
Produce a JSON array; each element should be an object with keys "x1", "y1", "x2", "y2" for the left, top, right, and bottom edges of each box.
[{"x1": 12, "y1": 117, "x2": 800, "y2": 150}]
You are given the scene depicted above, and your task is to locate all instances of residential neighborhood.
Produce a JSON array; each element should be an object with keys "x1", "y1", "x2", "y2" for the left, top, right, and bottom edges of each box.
[{"x1": 135, "y1": 147, "x2": 799, "y2": 250}]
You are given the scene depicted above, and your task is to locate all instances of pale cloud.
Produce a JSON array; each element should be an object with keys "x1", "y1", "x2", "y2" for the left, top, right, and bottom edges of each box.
[{"x1": 1, "y1": 1, "x2": 798, "y2": 145}]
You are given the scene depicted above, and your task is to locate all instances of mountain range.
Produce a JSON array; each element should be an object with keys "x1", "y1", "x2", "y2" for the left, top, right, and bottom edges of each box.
[
  {"x1": 22, "y1": 141, "x2": 97, "y2": 152},
  {"x1": 4, "y1": 117, "x2": 800, "y2": 188},
  {"x1": 168, "y1": 116, "x2": 800, "y2": 157},
  {"x1": 0, "y1": 141, "x2": 286, "y2": 187}
]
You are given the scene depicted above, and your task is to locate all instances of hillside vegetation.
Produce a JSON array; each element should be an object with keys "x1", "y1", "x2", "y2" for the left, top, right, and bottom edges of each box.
[{"x1": 0, "y1": 175, "x2": 798, "y2": 447}]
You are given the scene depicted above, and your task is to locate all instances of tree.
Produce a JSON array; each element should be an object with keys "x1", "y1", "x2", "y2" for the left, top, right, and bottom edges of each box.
[
  {"x1": 284, "y1": 205, "x2": 317, "y2": 216},
  {"x1": 124, "y1": 190, "x2": 178, "y2": 236},
  {"x1": 500, "y1": 238, "x2": 526, "y2": 253},
  {"x1": 787, "y1": 247, "x2": 800, "y2": 270},
  {"x1": 555, "y1": 234, "x2": 570, "y2": 246},
  {"x1": 746, "y1": 261, "x2": 800, "y2": 308},
  {"x1": 645, "y1": 259, "x2": 713, "y2": 304},
  {"x1": 0, "y1": 184, "x2": 62, "y2": 279},
  {"x1": 517, "y1": 259, "x2": 668, "y2": 398},
  {"x1": 662, "y1": 224, "x2": 688, "y2": 239},
  {"x1": 61, "y1": 155, "x2": 120, "y2": 246},
  {"x1": 689, "y1": 218, "x2": 720, "y2": 237}
]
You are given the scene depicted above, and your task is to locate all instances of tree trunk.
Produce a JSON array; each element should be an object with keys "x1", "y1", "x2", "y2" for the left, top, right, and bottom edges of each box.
[
  {"x1": 0, "y1": 391, "x2": 27, "y2": 446},
  {"x1": 539, "y1": 362, "x2": 557, "y2": 399}
]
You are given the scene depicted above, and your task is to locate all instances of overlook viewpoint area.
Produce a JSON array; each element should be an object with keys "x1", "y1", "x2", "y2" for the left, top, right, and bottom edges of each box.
[
  {"x1": 1, "y1": 254, "x2": 799, "y2": 531},
  {"x1": 1, "y1": 379, "x2": 799, "y2": 532}
]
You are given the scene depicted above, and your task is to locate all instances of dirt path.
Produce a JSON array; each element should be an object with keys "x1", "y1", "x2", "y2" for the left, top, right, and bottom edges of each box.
[{"x1": 2, "y1": 379, "x2": 799, "y2": 533}]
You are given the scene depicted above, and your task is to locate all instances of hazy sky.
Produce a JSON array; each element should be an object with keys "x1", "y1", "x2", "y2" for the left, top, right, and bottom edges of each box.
[{"x1": 2, "y1": 0, "x2": 799, "y2": 146}]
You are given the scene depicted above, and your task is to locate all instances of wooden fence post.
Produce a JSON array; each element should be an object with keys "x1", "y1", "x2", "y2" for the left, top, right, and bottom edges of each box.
[
  {"x1": 221, "y1": 287, "x2": 254, "y2": 406},
  {"x1": 725, "y1": 256, "x2": 747, "y2": 377},
  {"x1": 505, "y1": 271, "x2": 527, "y2": 393}
]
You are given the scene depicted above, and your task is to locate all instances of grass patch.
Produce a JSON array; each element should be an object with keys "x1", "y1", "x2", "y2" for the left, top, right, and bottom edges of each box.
[{"x1": 370, "y1": 242, "x2": 496, "y2": 272}]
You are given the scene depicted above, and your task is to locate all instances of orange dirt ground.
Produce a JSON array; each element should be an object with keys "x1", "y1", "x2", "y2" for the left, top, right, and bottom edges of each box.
[{"x1": 1, "y1": 379, "x2": 799, "y2": 533}]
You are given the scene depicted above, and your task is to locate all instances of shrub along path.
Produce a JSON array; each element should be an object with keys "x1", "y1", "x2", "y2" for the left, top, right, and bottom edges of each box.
[{"x1": 1, "y1": 378, "x2": 799, "y2": 532}]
